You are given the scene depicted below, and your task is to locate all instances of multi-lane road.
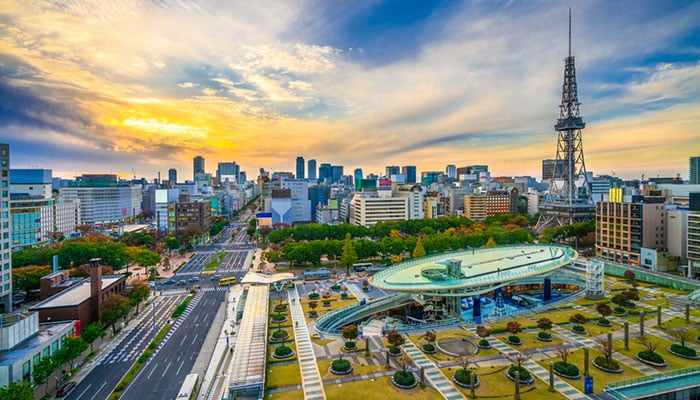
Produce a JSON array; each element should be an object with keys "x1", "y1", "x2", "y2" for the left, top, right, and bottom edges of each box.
[{"x1": 67, "y1": 224, "x2": 254, "y2": 400}]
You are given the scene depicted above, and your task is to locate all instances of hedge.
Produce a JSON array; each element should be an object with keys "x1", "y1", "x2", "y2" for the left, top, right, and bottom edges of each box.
[
  {"x1": 554, "y1": 361, "x2": 580, "y2": 377},
  {"x1": 393, "y1": 371, "x2": 415, "y2": 386},
  {"x1": 638, "y1": 350, "x2": 665, "y2": 364},
  {"x1": 670, "y1": 344, "x2": 697, "y2": 357}
]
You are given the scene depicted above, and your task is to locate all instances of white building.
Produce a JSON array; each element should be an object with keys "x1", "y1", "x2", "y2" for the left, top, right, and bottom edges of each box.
[
  {"x1": 0, "y1": 144, "x2": 11, "y2": 311},
  {"x1": 59, "y1": 175, "x2": 141, "y2": 225},
  {"x1": 393, "y1": 184, "x2": 424, "y2": 220},
  {"x1": 349, "y1": 193, "x2": 408, "y2": 227},
  {"x1": 280, "y1": 179, "x2": 311, "y2": 223}
]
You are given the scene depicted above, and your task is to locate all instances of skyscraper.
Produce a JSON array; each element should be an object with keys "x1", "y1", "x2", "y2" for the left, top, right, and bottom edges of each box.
[
  {"x1": 354, "y1": 168, "x2": 363, "y2": 188},
  {"x1": 446, "y1": 164, "x2": 457, "y2": 180},
  {"x1": 217, "y1": 162, "x2": 239, "y2": 183},
  {"x1": 0, "y1": 144, "x2": 10, "y2": 312},
  {"x1": 168, "y1": 168, "x2": 177, "y2": 184},
  {"x1": 537, "y1": 11, "x2": 594, "y2": 231},
  {"x1": 402, "y1": 166, "x2": 416, "y2": 184},
  {"x1": 296, "y1": 156, "x2": 305, "y2": 179},
  {"x1": 308, "y1": 159, "x2": 317, "y2": 180},
  {"x1": 193, "y1": 155, "x2": 205, "y2": 180},
  {"x1": 319, "y1": 163, "x2": 332, "y2": 184},
  {"x1": 331, "y1": 165, "x2": 344, "y2": 184},
  {"x1": 691, "y1": 156, "x2": 700, "y2": 184},
  {"x1": 385, "y1": 166, "x2": 400, "y2": 178}
]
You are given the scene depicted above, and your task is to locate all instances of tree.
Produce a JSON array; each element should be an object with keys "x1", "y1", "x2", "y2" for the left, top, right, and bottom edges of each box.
[
  {"x1": 135, "y1": 249, "x2": 161, "y2": 269},
  {"x1": 457, "y1": 350, "x2": 475, "y2": 374},
  {"x1": 62, "y1": 336, "x2": 88, "y2": 371},
  {"x1": 397, "y1": 353, "x2": 412, "y2": 375},
  {"x1": 422, "y1": 330, "x2": 436, "y2": 344},
  {"x1": 476, "y1": 325, "x2": 490, "y2": 340},
  {"x1": 555, "y1": 344, "x2": 572, "y2": 366},
  {"x1": 81, "y1": 322, "x2": 105, "y2": 353},
  {"x1": 636, "y1": 336, "x2": 660, "y2": 356},
  {"x1": 0, "y1": 380, "x2": 33, "y2": 400},
  {"x1": 33, "y1": 355, "x2": 58, "y2": 391},
  {"x1": 593, "y1": 336, "x2": 617, "y2": 365},
  {"x1": 484, "y1": 236, "x2": 497, "y2": 247},
  {"x1": 126, "y1": 281, "x2": 151, "y2": 313},
  {"x1": 101, "y1": 294, "x2": 131, "y2": 335},
  {"x1": 596, "y1": 303, "x2": 613, "y2": 321},
  {"x1": 412, "y1": 237, "x2": 426, "y2": 258},
  {"x1": 342, "y1": 325, "x2": 359, "y2": 346},
  {"x1": 507, "y1": 321, "x2": 523, "y2": 335},
  {"x1": 669, "y1": 329, "x2": 695, "y2": 348},
  {"x1": 164, "y1": 236, "x2": 181, "y2": 252},
  {"x1": 308, "y1": 301, "x2": 318, "y2": 317},
  {"x1": 339, "y1": 233, "x2": 358, "y2": 275},
  {"x1": 386, "y1": 330, "x2": 405, "y2": 348},
  {"x1": 537, "y1": 317, "x2": 553, "y2": 332},
  {"x1": 163, "y1": 257, "x2": 171, "y2": 270},
  {"x1": 569, "y1": 313, "x2": 587, "y2": 328},
  {"x1": 12, "y1": 265, "x2": 51, "y2": 292}
]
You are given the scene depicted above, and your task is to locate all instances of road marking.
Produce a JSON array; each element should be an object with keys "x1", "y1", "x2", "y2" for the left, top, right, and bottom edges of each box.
[
  {"x1": 147, "y1": 363, "x2": 158, "y2": 379},
  {"x1": 162, "y1": 361, "x2": 171, "y2": 378},
  {"x1": 74, "y1": 383, "x2": 92, "y2": 400},
  {"x1": 180, "y1": 334, "x2": 188, "y2": 346},
  {"x1": 192, "y1": 333, "x2": 199, "y2": 343},
  {"x1": 90, "y1": 382, "x2": 106, "y2": 400},
  {"x1": 175, "y1": 361, "x2": 184, "y2": 375}
]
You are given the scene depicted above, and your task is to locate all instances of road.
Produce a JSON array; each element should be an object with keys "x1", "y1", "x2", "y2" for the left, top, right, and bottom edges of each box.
[
  {"x1": 67, "y1": 294, "x2": 185, "y2": 400},
  {"x1": 120, "y1": 289, "x2": 227, "y2": 400}
]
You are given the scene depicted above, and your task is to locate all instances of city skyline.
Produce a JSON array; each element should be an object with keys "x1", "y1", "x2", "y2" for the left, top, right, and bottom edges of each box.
[{"x1": 1, "y1": 1, "x2": 699, "y2": 180}]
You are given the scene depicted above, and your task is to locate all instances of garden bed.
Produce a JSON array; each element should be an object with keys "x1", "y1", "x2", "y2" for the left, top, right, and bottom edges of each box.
[
  {"x1": 635, "y1": 352, "x2": 668, "y2": 368},
  {"x1": 329, "y1": 359, "x2": 354, "y2": 375},
  {"x1": 391, "y1": 371, "x2": 418, "y2": 389},
  {"x1": 452, "y1": 369, "x2": 479, "y2": 388},
  {"x1": 667, "y1": 346, "x2": 700, "y2": 360},
  {"x1": 505, "y1": 366, "x2": 534, "y2": 385},
  {"x1": 592, "y1": 358, "x2": 624, "y2": 374}
]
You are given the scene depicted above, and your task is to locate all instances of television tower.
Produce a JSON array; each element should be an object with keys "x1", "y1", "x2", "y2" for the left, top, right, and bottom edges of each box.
[{"x1": 537, "y1": 10, "x2": 594, "y2": 231}]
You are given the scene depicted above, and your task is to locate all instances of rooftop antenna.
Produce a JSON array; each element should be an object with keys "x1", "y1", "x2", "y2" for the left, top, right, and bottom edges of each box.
[{"x1": 568, "y1": 8, "x2": 572, "y2": 58}]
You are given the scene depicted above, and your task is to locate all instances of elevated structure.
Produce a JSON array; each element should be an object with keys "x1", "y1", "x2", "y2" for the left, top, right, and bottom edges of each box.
[{"x1": 537, "y1": 10, "x2": 594, "y2": 231}]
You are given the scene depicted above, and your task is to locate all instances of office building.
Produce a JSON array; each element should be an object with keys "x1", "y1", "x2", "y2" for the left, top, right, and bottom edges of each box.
[
  {"x1": 596, "y1": 200, "x2": 666, "y2": 267},
  {"x1": 168, "y1": 168, "x2": 177, "y2": 184},
  {"x1": 168, "y1": 199, "x2": 212, "y2": 243},
  {"x1": 308, "y1": 159, "x2": 317, "y2": 180},
  {"x1": 385, "y1": 166, "x2": 400, "y2": 178},
  {"x1": 309, "y1": 185, "x2": 330, "y2": 221},
  {"x1": 281, "y1": 179, "x2": 311, "y2": 223},
  {"x1": 689, "y1": 211, "x2": 700, "y2": 273},
  {"x1": 542, "y1": 159, "x2": 566, "y2": 181},
  {"x1": 349, "y1": 193, "x2": 408, "y2": 227},
  {"x1": 295, "y1": 157, "x2": 305, "y2": 180},
  {"x1": 217, "y1": 162, "x2": 239, "y2": 184},
  {"x1": 393, "y1": 184, "x2": 424, "y2": 220},
  {"x1": 464, "y1": 194, "x2": 487, "y2": 221},
  {"x1": 331, "y1": 165, "x2": 344, "y2": 184},
  {"x1": 402, "y1": 166, "x2": 417, "y2": 184},
  {"x1": 421, "y1": 171, "x2": 442, "y2": 187},
  {"x1": 319, "y1": 163, "x2": 332, "y2": 184},
  {"x1": 59, "y1": 175, "x2": 141, "y2": 226},
  {"x1": 193, "y1": 155, "x2": 205, "y2": 180},
  {"x1": 446, "y1": 165, "x2": 457, "y2": 180},
  {"x1": 270, "y1": 189, "x2": 293, "y2": 226},
  {"x1": 0, "y1": 144, "x2": 10, "y2": 312},
  {"x1": 691, "y1": 156, "x2": 700, "y2": 184},
  {"x1": 445, "y1": 186, "x2": 470, "y2": 216}
]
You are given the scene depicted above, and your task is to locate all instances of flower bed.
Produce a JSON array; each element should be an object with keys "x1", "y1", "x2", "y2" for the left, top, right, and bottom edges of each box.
[
  {"x1": 667, "y1": 345, "x2": 700, "y2": 360},
  {"x1": 553, "y1": 361, "x2": 581, "y2": 379},
  {"x1": 507, "y1": 335, "x2": 521, "y2": 346},
  {"x1": 636, "y1": 350, "x2": 668, "y2": 367},
  {"x1": 572, "y1": 325, "x2": 586, "y2": 334},
  {"x1": 270, "y1": 314, "x2": 288, "y2": 324},
  {"x1": 330, "y1": 359, "x2": 353, "y2": 375},
  {"x1": 452, "y1": 369, "x2": 479, "y2": 388},
  {"x1": 270, "y1": 330, "x2": 290, "y2": 341},
  {"x1": 272, "y1": 345, "x2": 295, "y2": 359},
  {"x1": 477, "y1": 339, "x2": 491, "y2": 349},
  {"x1": 273, "y1": 304, "x2": 288, "y2": 312},
  {"x1": 506, "y1": 366, "x2": 534, "y2": 385},
  {"x1": 592, "y1": 356, "x2": 624, "y2": 373},
  {"x1": 391, "y1": 371, "x2": 418, "y2": 389},
  {"x1": 537, "y1": 332, "x2": 552, "y2": 342}
]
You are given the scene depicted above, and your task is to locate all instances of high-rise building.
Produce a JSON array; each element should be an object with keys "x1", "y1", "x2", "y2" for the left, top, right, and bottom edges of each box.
[
  {"x1": 349, "y1": 193, "x2": 408, "y2": 227},
  {"x1": 319, "y1": 163, "x2": 332, "y2": 184},
  {"x1": 421, "y1": 171, "x2": 442, "y2": 187},
  {"x1": 402, "y1": 166, "x2": 417, "y2": 184},
  {"x1": 541, "y1": 159, "x2": 566, "y2": 181},
  {"x1": 168, "y1": 168, "x2": 177, "y2": 184},
  {"x1": 217, "y1": 162, "x2": 239, "y2": 183},
  {"x1": 0, "y1": 144, "x2": 10, "y2": 312},
  {"x1": 296, "y1": 156, "x2": 305, "y2": 180},
  {"x1": 59, "y1": 174, "x2": 141, "y2": 225},
  {"x1": 385, "y1": 166, "x2": 400, "y2": 178},
  {"x1": 193, "y1": 155, "x2": 205, "y2": 180},
  {"x1": 308, "y1": 159, "x2": 317, "y2": 180},
  {"x1": 353, "y1": 168, "x2": 363, "y2": 188},
  {"x1": 690, "y1": 156, "x2": 700, "y2": 184},
  {"x1": 537, "y1": 11, "x2": 594, "y2": 231},
  {"x1": 331, "y1": 165, "x2": 344, "y2": 184},
  {"x1": 446, "y1": 165, "x2": 457, "y2": 180}
]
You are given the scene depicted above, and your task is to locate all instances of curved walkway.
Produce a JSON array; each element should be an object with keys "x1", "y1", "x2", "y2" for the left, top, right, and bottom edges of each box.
[
  {"x1": 402, "y1": 340, "x2": 466, "y2": 400},
  {"x1": 288, "y1": 287, "x2": 327, "y2": 400}
]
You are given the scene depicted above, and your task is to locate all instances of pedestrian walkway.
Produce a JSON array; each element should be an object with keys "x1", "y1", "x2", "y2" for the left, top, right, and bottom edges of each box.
[
  {"x1": 402, "y1": 340, "x2": 465, "y2": 400},
  {"x1": 485, "y1": 336, "x2": 592, "y2": 400},
  {"x1": 289, "y1": 286, "x2": 327, "y2": 400},
  {"x1": 345, "y1": 282, "x2": 369, "y2": 301}
]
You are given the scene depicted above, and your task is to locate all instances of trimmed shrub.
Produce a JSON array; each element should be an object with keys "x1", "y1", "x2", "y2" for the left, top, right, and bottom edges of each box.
[
  {"x1": 389, "y1": 346, "x2": 401, "y2": 355},
  {"x1": 613, "y1": 307, "x2": 626, "y2": 314},
  {"x1": 274, "y1": 346, "x2": 293, "y2": 358},
  {"x1": 330, "y1": 284, "x2": 341, "y2": 291},
  {"x1": 272, "y1": 330, "x2": 289, "y2": 340},
  {"x1": 393, "y1": 371, "x2": 416, "y2": 386},
  {"x1": 537, "y1": 331, "x2": 552, "y2": 340},
  {"x1": 332, "y1": 359, "x2": 351, "y2": 372},
  {"x1": 422, "y1": 343, "x2": 436, "y2": 352},
  {"x1": 344, "y1": 341, "x2": 357, "y2": 349},
  {"x1": 308, "y1": 292, "x2": 320, "y2": 299},
  {"x1": 638, "y1": 350, "x2": 665, "y2": 364},
  {"x1": 478, "y1": 339, "x2": 490, "y2": 348},
  {"x1": 341, "y1": 292, "x2": 349, "y2": 299},
  {"x1": 594, "y1": 356, "x2": 621, "y2": 371},
  {"x1": 508, "y1": 365, "x2": 531, "y2": 382},
  {"x1": 572, "y1": 325, "x2": 586, "y2": 333},
  {"x1": 454, "y1": 369, "x2": 476, "y2": 385},
  {"x1": 271, "y1": 313, "x2": 286, "y2": 322},
  {"x1": 508, "y1": 335, "x2": 521, "y2": 344},
  {"x1": 362, "y1": 287, "x2": 369, "y2": 292},
  {"x1": 598, "y1": 317, "x2": 611, "y2": 326},
  {"x1": 670, "y1": 344, "x2": 697, "y2": 357},
  {"x1": 554, "y1": 361, "x2": 580, "y2": 377},
  {"x1": 273, "y1": 304, "x2": 288, "y2": 312}
]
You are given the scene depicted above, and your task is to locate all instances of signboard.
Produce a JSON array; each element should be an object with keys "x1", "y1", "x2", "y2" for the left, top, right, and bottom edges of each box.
[{"x1": 584, "y1": 376, "x2": 593, "y2": 394}]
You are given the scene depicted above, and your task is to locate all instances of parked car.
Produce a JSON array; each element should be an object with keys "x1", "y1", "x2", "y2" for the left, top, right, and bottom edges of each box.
[
  {"x1": 210, "y1": 275, "x2": 221, "y2": 281},
  {"x1": 188, "y1": 276, "x2": 200, "y2": 283},
  {"x1": 57, "y1": 382, "x2": 76, "y2": 397}
]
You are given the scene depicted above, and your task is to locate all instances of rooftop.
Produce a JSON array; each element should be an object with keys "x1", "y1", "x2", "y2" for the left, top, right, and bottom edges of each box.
[
  {"x1": 30, "y1": 275, "x2": 125, "y2": 309},
  {"x1": 0, "y1": 320, "x2": 75, "y2": 366}
]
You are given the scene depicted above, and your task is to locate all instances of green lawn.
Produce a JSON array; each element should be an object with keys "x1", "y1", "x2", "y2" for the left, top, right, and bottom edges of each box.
[
  {"x1": 267, "y1": 390, "x2": 304, "y2": 400},
  {"x1": 515, "y1": 331, "x2": 564, "y2": 349},
  {"x1": 535, "y1": 348, "x2": 644, "y2": 393},
  {"x1": 440, "y1": 366, "x2": 567, "y2": 399},
  {"x1": 617, "y1": 336, "x2": 700, "y2": 371},
  {"x1": 535, "y1": 309, "x2": 599, "y2": 325},
  {"x1": 659, "y1": 317, "x2": 695, "y2": 330},
  {"x1": 267, "y1": 363, "x2": 302, "y2": 389},
  {"x1": 267, "y1": 343, "x2": 298, "y2": 364},
  {"x1": 324, "y1": 376, "x2": 443, "y2": 400},
  {"x1": 317, "y1": 358, "x2": 386, "y2": 381}
]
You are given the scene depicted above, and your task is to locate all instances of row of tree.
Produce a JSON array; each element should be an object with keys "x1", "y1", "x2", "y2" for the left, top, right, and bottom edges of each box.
[{"x1": 275, "y1": 226, "x2": 532, "y2": 267}]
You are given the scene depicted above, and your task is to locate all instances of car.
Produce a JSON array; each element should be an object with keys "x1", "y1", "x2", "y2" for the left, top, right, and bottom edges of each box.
[
  {"x1": 188, "y1": 276, "x2": 200, "y2": 283},
  {"x1": 176, "y1": 280, "x2": 186, "y2": 286},
  {"x1": 210, "y1": 275, "x2": 221, "y2": 281},
  {"x1": 164, "y1": 279, "x2": 175, "y2": 285},
  {"x1": 56, "y1": 381, "x2": 76, "y2": 397}
]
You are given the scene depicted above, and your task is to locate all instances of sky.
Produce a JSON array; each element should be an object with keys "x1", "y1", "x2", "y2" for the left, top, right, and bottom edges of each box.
[{"x1": 1, "y1": 0, "x2": 699, "y2": 181}]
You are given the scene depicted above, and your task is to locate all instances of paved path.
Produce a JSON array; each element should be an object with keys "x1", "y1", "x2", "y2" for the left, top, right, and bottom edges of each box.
[
  {"x1": 289, "y1": 287, "x2": 327, "y2": 400},
  {"x1": 402, "y1": 340, "x2": 466, "y2": 400},
  {"x1": 345, "y1": 282, "x2": 369, "y2": 301}
]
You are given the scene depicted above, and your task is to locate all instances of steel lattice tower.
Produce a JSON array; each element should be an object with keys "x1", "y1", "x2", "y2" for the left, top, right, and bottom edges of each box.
[{"x1": 537, "y1": 10, "x2": 594, "y2": 232}]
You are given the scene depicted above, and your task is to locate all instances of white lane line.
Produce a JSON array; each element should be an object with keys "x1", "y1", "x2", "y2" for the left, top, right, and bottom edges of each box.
[
  {"x1": 161, "y1": 361, "x2": 172, "y2": 378},
  {"x1": 74, "y1": 383, "x2": 92, "y2": 400},
  {"x1": 90, "y1": 382, "x2": 106, "y2": 400},
  {"x1": 146, "y1": 363, "x2": 158, "y2": 379}
]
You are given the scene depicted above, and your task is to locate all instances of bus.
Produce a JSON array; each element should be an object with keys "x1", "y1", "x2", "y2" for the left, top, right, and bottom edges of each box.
[
  {"x1": 352, "y1": 263, "x2": 373, "y2": 272},
  {"x1": 218, "y1": 276, "x2": 237, "y2": 286},
  {"x1": 176, "y1": 373, "x2": 199, "y2": 400}
]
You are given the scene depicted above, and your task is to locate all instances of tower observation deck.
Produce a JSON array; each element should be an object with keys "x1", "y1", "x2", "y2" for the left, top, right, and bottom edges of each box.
[{"x1": 537, "y1": 10, "x2": 594, "y2": 232}]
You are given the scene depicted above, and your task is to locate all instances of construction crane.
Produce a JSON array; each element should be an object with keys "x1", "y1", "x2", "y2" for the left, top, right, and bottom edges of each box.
[{"x1": 131, "y1": 167, "x2": 136, "y2": 179}]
